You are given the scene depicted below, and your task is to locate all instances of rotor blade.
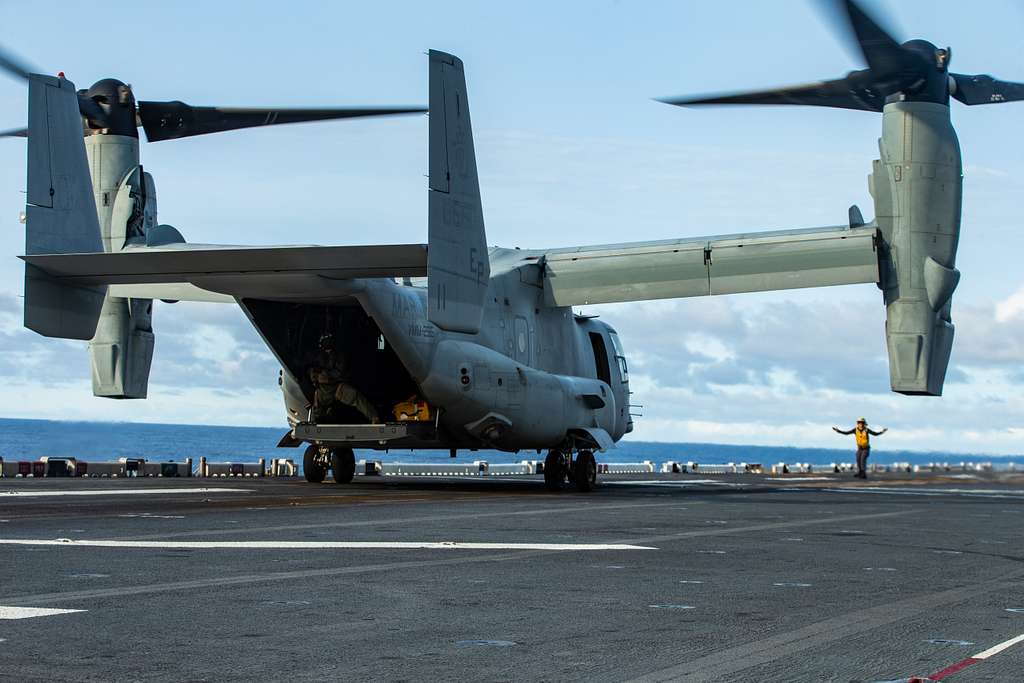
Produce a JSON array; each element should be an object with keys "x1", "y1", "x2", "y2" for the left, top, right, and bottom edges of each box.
[
  {"x1": 951, "y1": 73, "x2": 1024, "y2": 106},
  {"x1": 0, "y1": 126, "x2": 27, "y2": 138},
  {"x1": 137, "y1": 102, "x2": 427, "y2": 142},
  {"x1": 0, "y1": 49, "x2": 107, "y2": 128},
  {"x1": 834, "y1": 0, "x2": 914, "y2": 75},
  {"x1": 658, "y1": 74, "x2": 885, "y2": 112},
  {"x1": 0, "y1": 45, "x2": 37, "y2": 81}
]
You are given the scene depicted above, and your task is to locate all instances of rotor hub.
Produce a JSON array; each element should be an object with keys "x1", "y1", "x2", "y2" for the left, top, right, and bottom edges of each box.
[
  {"x1": 890, "y1": 41, "x2": 954, "y2": 106},
  {"x1": 80, "y1": 78, "x2": 138, "y2": 138}
]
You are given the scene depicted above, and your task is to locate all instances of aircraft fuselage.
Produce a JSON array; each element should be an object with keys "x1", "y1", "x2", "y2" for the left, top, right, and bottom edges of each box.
[{"x1": 267, "y1": 248, "x2": 632, "y2": 454}]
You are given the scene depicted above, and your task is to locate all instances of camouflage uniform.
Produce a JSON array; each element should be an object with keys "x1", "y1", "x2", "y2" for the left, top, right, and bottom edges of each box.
[{"x1": 308, "y1": 346, "x2": 380, "y2": 424}]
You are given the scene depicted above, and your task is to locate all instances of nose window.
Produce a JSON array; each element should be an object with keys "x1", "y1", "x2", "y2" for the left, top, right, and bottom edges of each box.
[{"x1": 609, "y1": 332, "x2": 629, "y2": 383}]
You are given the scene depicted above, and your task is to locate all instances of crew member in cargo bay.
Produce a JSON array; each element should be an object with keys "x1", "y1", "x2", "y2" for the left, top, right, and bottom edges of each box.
[
  {"x1": 833, "y1": 418, "x2": 887, "y2": 479},
  {"x1": 308, "y1": 333, "x2": 380, "y2": 424}
]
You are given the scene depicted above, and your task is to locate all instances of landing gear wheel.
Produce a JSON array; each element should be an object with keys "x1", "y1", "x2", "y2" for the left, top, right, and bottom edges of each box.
[
  {"x1": 331, "y1": 447, "x2": 356, "y2": 484},
  {"x1": 544, "y1": 451, "x2": 566, "y2": 491},
  {"x1": 303, "y1": 444, "x2": 326, "y2": 483},
  {"x1": 573, "y1": 450, "x2": 597, "y2": 492}
]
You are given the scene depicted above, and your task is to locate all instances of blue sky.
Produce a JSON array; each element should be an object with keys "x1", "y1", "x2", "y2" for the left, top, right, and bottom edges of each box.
[{"x1": 1, "y1": 1, "x2": 1023, "y2": 453}]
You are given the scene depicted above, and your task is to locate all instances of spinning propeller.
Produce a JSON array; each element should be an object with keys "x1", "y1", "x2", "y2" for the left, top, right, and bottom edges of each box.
[
  {"x1": 0, "y1": 46, "x2": 425, "y2": 141},
  {"x1": 659, "y1": 0, "x2": 1024, "y2": 112}
]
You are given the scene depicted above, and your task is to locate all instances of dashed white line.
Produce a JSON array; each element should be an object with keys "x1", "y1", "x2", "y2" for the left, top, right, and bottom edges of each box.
[
  {"x1": 0, "y1": 606, "x2": 85, "y2": 620},
  {"x1": 1, "y1": 488, "x2": 250, "y2": 498},
  {"x1": 0, "y1": 539, "x2": 656, "y2": 551}
]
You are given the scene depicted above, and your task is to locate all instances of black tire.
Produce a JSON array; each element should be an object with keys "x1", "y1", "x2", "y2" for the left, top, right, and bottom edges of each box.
[
  {"x1": 573, "y1": 450, "x2": 597, "y2": 492},
  {"x1": 544, "y1": 451, "x2": 565, "y2": 491},
  {"x1": 303, "y1": 444, "x2": 326, "y2": 483},
  {"x1": 331, "y1": 448, "x2": 356, "y2": 484}
]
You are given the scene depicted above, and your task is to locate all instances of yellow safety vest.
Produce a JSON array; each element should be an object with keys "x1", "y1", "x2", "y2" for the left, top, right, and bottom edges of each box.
[{"x1": 855, "y1": 427, "x2": 870, "y2": 449}]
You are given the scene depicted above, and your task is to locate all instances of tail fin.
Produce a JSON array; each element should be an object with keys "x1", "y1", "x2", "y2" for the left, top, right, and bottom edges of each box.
[
  {"x1": 24, "y1": 73, "x2": 105, "y2": 339},
  {"x1": 427, "y1": 50, "x2": 489, "y2": 334}
]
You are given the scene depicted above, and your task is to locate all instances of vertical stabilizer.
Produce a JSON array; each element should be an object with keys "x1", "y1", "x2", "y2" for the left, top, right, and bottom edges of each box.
[
  {"x1": 23, "y1": 74, "x2": 105, "y2": 340},
  {"x1": 427, "y1": 50, "x2": 490, "y2": 334}
]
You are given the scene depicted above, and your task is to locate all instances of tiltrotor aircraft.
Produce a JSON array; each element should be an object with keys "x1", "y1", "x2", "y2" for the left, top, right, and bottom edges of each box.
[{"x1": 7, "y1": 1, "x2": 1022, "y2": 491}]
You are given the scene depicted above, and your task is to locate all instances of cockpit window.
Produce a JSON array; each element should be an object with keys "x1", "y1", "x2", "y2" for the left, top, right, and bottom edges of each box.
[
  {"x1": 609, "y1": 332, "x2": 628, "y2": 382},
  {"x1": 609, "y1": 332, "x2": 624, "y2": 357}
]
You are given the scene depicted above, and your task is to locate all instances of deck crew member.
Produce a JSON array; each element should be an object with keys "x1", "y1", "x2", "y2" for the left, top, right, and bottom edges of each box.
[{"x1": 833, "y1": 418, "x2": 887, "y2": 479}]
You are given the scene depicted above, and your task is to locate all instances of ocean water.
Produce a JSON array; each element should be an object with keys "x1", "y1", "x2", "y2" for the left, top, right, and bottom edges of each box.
[{"x1": 0, "y1": 418, "x2": 1017, "y2": 468}]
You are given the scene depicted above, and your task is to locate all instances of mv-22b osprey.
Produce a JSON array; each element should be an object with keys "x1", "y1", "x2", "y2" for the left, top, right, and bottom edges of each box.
[{"x1": 9, "y1": 1, "x2": 1023, "y2": 490}]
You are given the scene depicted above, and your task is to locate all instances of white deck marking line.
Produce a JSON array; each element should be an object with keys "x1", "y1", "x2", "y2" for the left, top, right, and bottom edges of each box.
[
  {"x1": 0, "y1": 510, "x2": 911, "y2": 609},
  {"x1": 827, "y1": 487, "x2": 1024, "y2": 498},
  {"x1": 0, "y1": 606, "x2": 85, "y2": 620},
  {"x1": 0, "y1": 488, "x2": 251, "y2": 497},
  {"x1": 0, "y1": 539, "x2": 655, "y2": 551},
  {"x1": 973, "y1": 632, "x2": 1024, "y2": 659},
  {"x1": 604, "y1": 480, "x2": 748, "y2": 487}
]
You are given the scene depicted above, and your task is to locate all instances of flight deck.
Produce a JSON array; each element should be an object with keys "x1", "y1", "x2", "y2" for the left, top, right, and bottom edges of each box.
[{"x1": 1, "y1": 471, "x2": 1023, "y2": 682}]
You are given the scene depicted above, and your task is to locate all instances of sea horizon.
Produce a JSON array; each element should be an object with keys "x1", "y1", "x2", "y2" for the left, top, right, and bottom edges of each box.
[{"x1": 0, "y1": 417, "x2": 1018, "y2": 468}]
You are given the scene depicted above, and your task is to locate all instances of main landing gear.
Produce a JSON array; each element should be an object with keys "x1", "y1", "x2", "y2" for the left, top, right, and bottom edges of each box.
[
  {"x1": 544, "y1": 449, "x2": 598, "y2": 493},
  {"x1": 303, "y1": 445, "x2": 356, "y2": 484}
]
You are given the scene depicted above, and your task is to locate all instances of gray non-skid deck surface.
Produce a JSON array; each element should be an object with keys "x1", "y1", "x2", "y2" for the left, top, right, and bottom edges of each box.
[{"x1": 1, "y1": 474, "x2": 1022, "y2": 682}]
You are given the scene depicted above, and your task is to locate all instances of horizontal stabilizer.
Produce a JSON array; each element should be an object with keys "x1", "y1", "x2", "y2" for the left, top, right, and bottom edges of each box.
[
  {"x1": 21, "y1": 243, "x2": 427, "y2": 301},
  {"x1": 107, "y1": 283, "x2": 236, "y2": 304},
  {"x1": 544, "y1": 225, "x2": 879, "y2": 306}
]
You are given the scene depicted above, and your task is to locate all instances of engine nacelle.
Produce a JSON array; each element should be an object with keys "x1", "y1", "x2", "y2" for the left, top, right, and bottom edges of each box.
[
  {"x1": 871, "y1": 101, "x2": 962, "y2": 396},
  {"x1": 90, "y1": 294, "x2": 154, "y2": 398},
  {"x1": 84, "y1": 135, "x2": 158, "y2": 399}
]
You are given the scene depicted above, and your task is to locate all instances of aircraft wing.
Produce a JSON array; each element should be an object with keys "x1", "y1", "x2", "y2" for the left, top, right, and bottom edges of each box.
[
  {"x1": 21, "y1": 242, "x2": 428, "y2": 302},
  {"x1": 541, "y1": 224, "x2": 879, "y2": 306}
]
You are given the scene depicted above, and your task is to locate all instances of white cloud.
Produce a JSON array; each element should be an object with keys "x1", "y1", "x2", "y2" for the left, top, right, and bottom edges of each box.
[
  {"x1": 995, "y1": 286, "x2": 1024, "y2": 323},
  {"x1": 608, "y1": 292, "x2": 1024, "y2": 455},
  {"x1": 625, "y1": 369, "x2": 1024, "y2": 456},
  {"x1": 682, "y1": 333, "x2": 735, "y2": 363}
]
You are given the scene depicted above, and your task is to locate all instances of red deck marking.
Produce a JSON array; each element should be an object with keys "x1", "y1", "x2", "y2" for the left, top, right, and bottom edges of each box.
[
  {"x1": 928, "y1": 657, "x2": 979, "y2": 680},
  {"x1": 926, "y1": 631, "x2": 1024, "y2": 680}
]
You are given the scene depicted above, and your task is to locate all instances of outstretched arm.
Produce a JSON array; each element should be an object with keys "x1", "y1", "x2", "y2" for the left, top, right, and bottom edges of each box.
[
  {"x1": 833, "y1": 427, "x2": 855, "y2": 435},
  {"x1": 868, "y1": 428, "x2": 888, "y2": 436}
]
